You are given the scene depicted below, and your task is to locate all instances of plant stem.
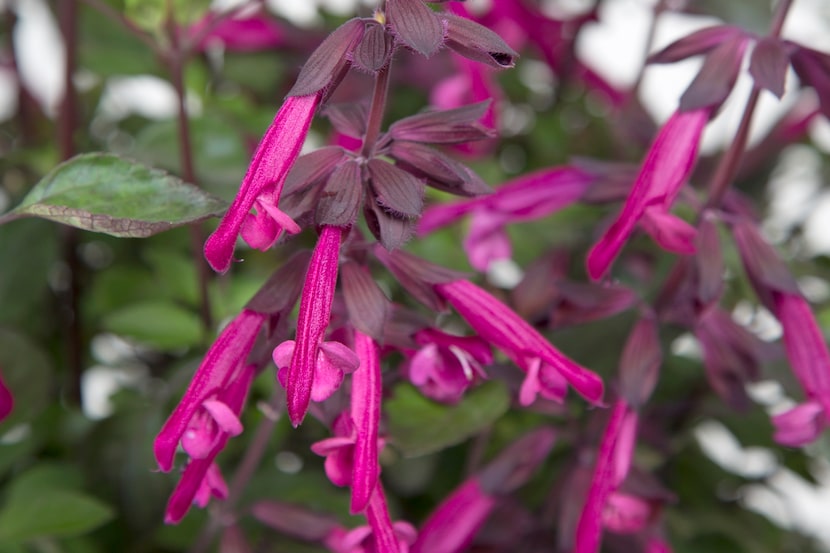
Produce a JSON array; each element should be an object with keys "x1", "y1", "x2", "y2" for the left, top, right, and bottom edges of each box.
[
  {"x1": 703, "y1": 0, "x2": 794, "y2": 210},
  {"x1": 189, "y1": 396, "x2": 283, "y2": 553},
  {"x1": 361, "y1": 64, "x2": 392, "y2": 158},
  {"x1": 166, "y1": 33, "x2": 214, "y2": 331},
  {"x1": 58, "y1": 0, "x2": 83, "y2": 405},
  {"x1": 80, "y1": 0, "x2": 159, "y2": 54}
]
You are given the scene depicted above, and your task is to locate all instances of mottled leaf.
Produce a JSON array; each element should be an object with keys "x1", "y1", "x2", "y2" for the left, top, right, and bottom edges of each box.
[{"x1": 0, "y1": 154, "x2": 227, "y2": 237}]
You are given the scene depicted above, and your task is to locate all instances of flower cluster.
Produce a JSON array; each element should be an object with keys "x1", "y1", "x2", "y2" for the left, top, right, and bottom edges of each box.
[{"x1": 151, "y1": 1, "x2": 830, "y2": 552}]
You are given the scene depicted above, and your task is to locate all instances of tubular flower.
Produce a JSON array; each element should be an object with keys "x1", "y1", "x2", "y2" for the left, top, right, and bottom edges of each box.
[
  {"x1": 732, "y1": 218, "x2": 830, "y2": 445},
  {"x1": 0, "y1": 368, "x2": 12, "y2": 423},
  {"x1": 770, "y1": 293, "x2": 830, "y2": 445},
  {"x1": 586, "y1": 108, "x2": 709, "y2": 280},
  {"x1": 204, "y1": 94, "x2": 318, "y2": 272},
  {"x1": 154, "y1": 309, "x2": 267, "y2": 473},
  {"x1": 434, "y1": 279, "x2": 604, "y2": 405},
  {"x1": 273, "y1": 226, "x2": 359, "y2": 426},
  {"x1": 163, "y1": 363, "x2": 256, "y2": 523},
  {"x1": 407, "y1": 328, "x2": 492, "y2": 403},
  {"x1": 573, "y1": 399, "x2": 645, "y2": 553}
]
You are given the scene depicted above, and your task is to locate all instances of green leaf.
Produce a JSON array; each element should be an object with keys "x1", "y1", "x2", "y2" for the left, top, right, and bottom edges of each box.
[
  {"x1": 102, "y1": 301, "x2": 203, "y2": 350},
  {"x1": 0, "y1": 463, "x2": 113, "y2": 542},
  {"x1": 0, "y1": 489, "x2": 114, "y2": 542},
  {"x1": 0, "y1": 219, "x2": 58, "y2": 326},
  {"x1": 0, "y1": 328, "x2": 54, "y2": 431},
  {"x1": 0, "y1": 153, "x2": 227, "y2": 238},
  {"x1": 385, "y1": 381, "x2": 511, "y2": 457}
]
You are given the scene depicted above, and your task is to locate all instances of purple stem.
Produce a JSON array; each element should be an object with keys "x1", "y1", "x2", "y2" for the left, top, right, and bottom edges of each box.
[
  {"x1": 704, "y1": 0, "x2": 794, "y2": 209},
  {"x1": 361, "y1": 63, "x2": 392, "y2": 158}
]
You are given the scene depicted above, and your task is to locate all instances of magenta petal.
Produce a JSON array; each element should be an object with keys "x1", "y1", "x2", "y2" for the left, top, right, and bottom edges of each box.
[
  {"x1": 436, "y1": 279, "x2": 604, "y2": 405},
  {"x1": 350, "y1": 332, "x2": 382, "y2": 514},
  {"x1": 464, "y1": 210, "x2": 511, "y2": 271},
  {"x1": 273, "y1": 340, "x2": 296, "y2": 370},
  {"x1": 311, "y1": 351, "x2": 348, "y2": 403},
  {"x1": 586, "y1": 108, "x2": 709, "y2": 280},
  {"x1": 366, "y1": 485, "x2": 411, "y2": 553},
  {"x1": 202, "y1": 400, "x2": 243, "y2": 437},
  {"x1": 574, "y1": 400, "x2": 630, "y2": 553},
  {"x1": 286, "y1": 226, "x2": 343, "y2": 426},
  {"x1": 204, "y1": 93, "x2": 320, "y2": 273},
  {"x1": 639, "y1": 207, "x2": 697, "y2": 255},
  {"x1": 0, "y1": 370, "x2": 13, "y2": 423},
  {"x1": 154, "y1": 310, "x2": 266, "y2": 472},
  {"x1": 602, "y1": 492, "x2": 652, "y2": 533},
  {"x1": 412, "y1": 478, "x2": 496, "y2": 553},
  {"x1": 772, "y1": 401, "x2": 825, "y2": 447}
]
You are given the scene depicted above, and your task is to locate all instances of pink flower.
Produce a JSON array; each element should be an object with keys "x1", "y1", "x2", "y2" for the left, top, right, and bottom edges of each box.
[
  {"x1": 204, "y1": 94, "x2": 318, "y2": 273},
  {"x1": 324, "y1": 486, "x2": 417, "y2": 553},
  {"x1": 434, "y1": 279, "x2": 604, "y2": 405},
  {"x1": 187, "y1": 12, "x2": 285, "y2": 53},
  {"x1": 154, "y1": 309, "x2": 266, "y2": 472},
  {"x1": 770, "y1": 293, "x2": 830, "y2": 445},
  {"x1": 163, "y1": 363, "x2": 256, "y2": 523},
  {"x1": 407, "y1": 328, "x2": 492, "y2": 403},
  {"x1": 411, "y1": 479, "x2": 496, "y2": 553},
  {"x1": 311, "y1": 331, "x2": 384, "y2": 514},
  {"x1": 574, "y1": 399, "x2": 644, "y2": 553},
  {"x1": 0, "y1": 368, "x2": 12, "y2": 423},
  {"x1": 273, "y1": 226, "x2": 359, "y2": 426},
  {"x1": 586, "y1": 108, "x2": 710, "y2": 280},
  {"x1": 420, "y1": 166, "x2": 597, "y2": 271},
  {"x1": 732, "y1": 219, "x2": 830, "y2": 445}
]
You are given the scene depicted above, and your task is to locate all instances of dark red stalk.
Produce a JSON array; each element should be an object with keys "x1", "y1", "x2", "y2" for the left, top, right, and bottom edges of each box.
[
  {"x1": 361, "y1": 63, "x2": 392, "y2": 158},
  {"x1": 58, "y1": 0, "x2": 83, "y2": 405},
  {"x1": 704, "y1": 0, "x2": 794, "y2": 209},
  {"x1": 166, "y1": 18, "x2": 214, "y2": 331}
]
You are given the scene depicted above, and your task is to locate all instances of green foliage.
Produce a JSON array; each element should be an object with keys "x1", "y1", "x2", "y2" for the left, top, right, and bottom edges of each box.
[
  {"x1": 386, "y1": 381, "x2": 511, "y2": 457},
  {"x1": 0, "y1": 154, "x2": 227, "y2": 237}
]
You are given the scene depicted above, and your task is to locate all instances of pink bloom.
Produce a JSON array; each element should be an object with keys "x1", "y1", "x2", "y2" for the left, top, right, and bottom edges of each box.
[
  {"x1": 434, "y1": 279, "x2": 604, "y2": 405},
  {"x1": 770, "y1": 293, "x2": 830, "y2": 445},
  {"x1": 163, "y1": 363, "x2": 256, "y2": 523},
  {"x1": 407, "y1": 328, "x2": 492, "y2": 403},
  {"x1": 273, "y1": 226, "x2": 359, "y2": 426},
  {"x1": 204, "y1": 93, "x2": 319, "y2": 273},
  {"x1": 0, "y1": 368, "x2": 12, "y2": 423},
  {"x1": 411, "y1": 479, "x2": 496, "y2": 553},
  {"x1": 574, "y1": 399, "x2": 643, "y2": 553},
  {"x1": 312, "y1": 331, "x2": 384, "y2": 513},
  {"x1": 324, "y1": 486, "x2": 417, "y2": 553},
  {"x1": 188, "y1": 12, "x2": 285, "y2": 52},
  {"x1": 154, "y1": 309, "x2": 266, "y2": 472},
  {"x1": 420, "y1": 166, "x2": 596, "y2": 271},
  {"x1": 586, "y1": 108, "x2": 710, "y2": 280}
]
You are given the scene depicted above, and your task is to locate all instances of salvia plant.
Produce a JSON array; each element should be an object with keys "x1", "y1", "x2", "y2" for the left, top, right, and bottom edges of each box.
[{"x1": 1, "y1": 0, "x2": 830, "y2": 551}]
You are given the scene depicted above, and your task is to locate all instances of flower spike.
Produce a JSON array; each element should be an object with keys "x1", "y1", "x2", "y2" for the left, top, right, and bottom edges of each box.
[{"x1": 205, "y1": 93, "x2": 319, "y2": 273}]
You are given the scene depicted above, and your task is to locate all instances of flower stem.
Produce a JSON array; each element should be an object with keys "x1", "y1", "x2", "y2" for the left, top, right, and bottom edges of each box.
[
  {"x1": 703, "y1": 0, "x2": 794, "y2": 210},
  {"x1": 58, "y1": 0, "x2": 84, "y2": 405},
  {"x1": 361, "y1": 64, "x2": 392, "y2": 158},
  {"x1": 166, "y1": 31, "x2": 213, "y2": 331}
]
